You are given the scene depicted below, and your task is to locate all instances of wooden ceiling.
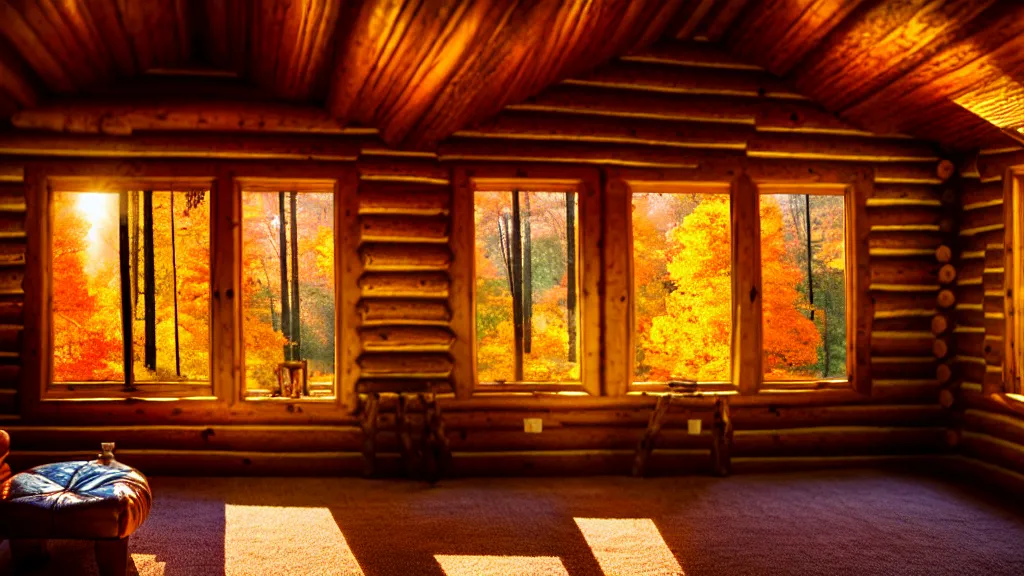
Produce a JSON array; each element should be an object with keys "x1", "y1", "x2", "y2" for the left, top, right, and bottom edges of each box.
[
  {"x1": 0, "y1": 0, "x2": 1021, "y2": 151},
  {"x1": 673, "y1": 0, "x2": 1024, "y2": 151}
]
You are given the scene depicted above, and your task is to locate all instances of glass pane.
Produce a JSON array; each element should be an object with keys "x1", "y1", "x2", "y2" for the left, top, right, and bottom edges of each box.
[
  {"x1": 632, "y1": 193, "x2": 731, "y2": 382},
  {"x1": 52, "y1": 192, "x2": 124, "y2": 382},
  {"x1": 761, "y1": 193, "x2": 847, "y2": 380},
  {"x1": 242, "y1": 191, "x2": 335, "y2": 397},
  {"x1": 128, "y1": 191, "x2": 211, "y2": 382},
  {"x1": 475, "y1": 191, "x2": 579, "y2": 383}
]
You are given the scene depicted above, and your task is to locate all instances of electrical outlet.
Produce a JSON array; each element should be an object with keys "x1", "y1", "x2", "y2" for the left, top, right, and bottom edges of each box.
[
  {"x1": 524, "y1": 418, "x2": 543, "y2": 433},
  {"x1": 687, "y1": 419, "x2": 702, "y2": 435}
]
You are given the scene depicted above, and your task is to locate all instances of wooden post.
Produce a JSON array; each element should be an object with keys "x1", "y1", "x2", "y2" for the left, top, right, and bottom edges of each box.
[
  {"x1": 731, "y1": 173, "x2": 762, "y2": 394},
  {"x1": 850, "y1": 168, "x2": 873, "y2": 395}
]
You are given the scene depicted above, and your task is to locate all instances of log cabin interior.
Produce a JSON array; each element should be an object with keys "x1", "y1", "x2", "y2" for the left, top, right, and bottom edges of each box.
[{"x1": 0, "y1": 0, "x2": 1024, "y2": 575}]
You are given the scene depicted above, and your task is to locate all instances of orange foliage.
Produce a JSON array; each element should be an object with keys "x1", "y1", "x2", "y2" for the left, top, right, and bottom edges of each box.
[
  {"x1": 52, "y1": 196, "x2": 123, "y2": 381},
  {"x1": 635, "y1": 194, "x2": 822, "y2": 382}
]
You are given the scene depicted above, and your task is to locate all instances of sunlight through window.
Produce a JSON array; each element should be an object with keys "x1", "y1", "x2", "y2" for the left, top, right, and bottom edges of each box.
[
  {"x1": 574, "y1": 518, "x2": 684, "y2": 576},
  {"x1": 225, "y1": 505, "x2": 364, "y2": 576},
  {"x1": 435, "y1": 555, "x2": 570, "y2": 576}
]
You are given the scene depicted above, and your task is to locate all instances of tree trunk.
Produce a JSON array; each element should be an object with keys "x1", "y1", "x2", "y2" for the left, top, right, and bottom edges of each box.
[
  {"x1": 289, "y1": 190, "x2": 301, "y2": 361},
  {"x1": 118, "y1": 192, "x2": 133, "y2": 390},
  {"x1": 143, "y1": 190, "x2": 156, "y2": 372},
  {"x1": 130, "y1": 191, "x2": 140, "y2": 321},
  {"x1": 278, "y1": 192, "x2": 291, "y2": 360},
  {"x1": 170, "y1": 193, "x2": 181, "y2": 378},
  {"x1": 523, "y1": 193, "x2": 533, "y2": 354},
  {"x1": 511, "y1": 190, "x2": 524, "y2": 382},
  {"x1": 566, "y1": 192, "x2": 577, "y2": 363}
]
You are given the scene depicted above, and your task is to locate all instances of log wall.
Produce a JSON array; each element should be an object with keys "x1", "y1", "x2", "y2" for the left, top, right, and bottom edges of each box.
[
  {"x1": 948, "y1": 145, "x2": 1024, "y2": 493},
  {"x1": 0, "y1": 41, "x2": 961, "y2": 476}
]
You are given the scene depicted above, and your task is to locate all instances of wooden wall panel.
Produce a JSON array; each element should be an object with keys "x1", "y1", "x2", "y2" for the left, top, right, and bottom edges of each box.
[{"x1": 948, "y1": 144, "x2": 1024, "y2": 490}]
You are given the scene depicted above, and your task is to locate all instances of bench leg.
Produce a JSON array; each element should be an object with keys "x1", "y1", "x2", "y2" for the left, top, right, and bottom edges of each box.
[
  {"x1": 95, "y1": 537, "x2": 129, "y2": 576},
  {"x1": 10, "y1": 538, "x2": 48, "y2": 568}
]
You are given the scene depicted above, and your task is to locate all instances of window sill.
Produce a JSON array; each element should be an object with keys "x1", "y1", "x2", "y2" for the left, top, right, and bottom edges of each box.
[
  {"x1": 41, "y1": 395, "x2": 217, "y2": 403},
  {"x1": 243, "y1": 395, "x2": 337, "y2": 403},
  {"x1": 475, "y1": 382, "x2": 587, "y2": 394}
]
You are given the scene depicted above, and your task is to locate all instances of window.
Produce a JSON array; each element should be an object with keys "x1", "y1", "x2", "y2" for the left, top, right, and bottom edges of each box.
[
  {"x1": 50, "y1": 189, "x2": 211, "y2": 391},
  {"x1": 241, "y1": 189, "x2": 336, "y2": 399},
  {"x1": 451, "y1": 169, "x2": 600, "y2": 395},
  {"x1": 632, "y1": 191, "x2": 731, "y2": 383},
  {"x1": 623, "y1": 179, "x2": 857, "y2": 393},
  {"x1": 760, "y1": 193, "x2": 846, "y2": 381},
  {"x1": 474, "y1": 190, "x2": 580, "y2": 384}
]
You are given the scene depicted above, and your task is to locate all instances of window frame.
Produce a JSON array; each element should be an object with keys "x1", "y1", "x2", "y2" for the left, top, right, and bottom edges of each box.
[
  {"x1": 235, "y1": 178, "x2": 346, "y2": 404},
  {"x1": 610, "y1": 175, "x2": 867, "y2": 396},
  {"x1": 1003, "y1": 167, "x2": 1024, "y2": 396},
  {"x1": 22, "y1": 160, "x2": 360, "y2": 420},
  {"x1": 451, "y1": 166, "x2": 602, "y2": 398}
]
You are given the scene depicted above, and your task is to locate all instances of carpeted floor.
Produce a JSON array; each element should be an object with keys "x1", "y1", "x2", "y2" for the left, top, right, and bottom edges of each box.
[{"x1": 1, "y1": 468, "x2": 1022, "y2": 575}]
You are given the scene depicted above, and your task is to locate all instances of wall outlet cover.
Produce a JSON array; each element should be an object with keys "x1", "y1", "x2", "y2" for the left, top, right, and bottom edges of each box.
[
  {"x1": 687, "y1": 419, "x2": 702, "y2": 435},
  {"x1": 524, "y1": 418, "x2": 543, "y2": 433}
]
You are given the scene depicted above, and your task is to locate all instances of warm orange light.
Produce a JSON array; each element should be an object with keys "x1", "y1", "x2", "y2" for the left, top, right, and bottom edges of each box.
[
  {"x1": 225, "y1": 505, "x2": 366, "y2": 575},
  {"x1": 574, "y1": 518, "x2": 685, "y2": 575},
  {"x1": 435, "y1": 555, "x2": 570, "y2": 576}
]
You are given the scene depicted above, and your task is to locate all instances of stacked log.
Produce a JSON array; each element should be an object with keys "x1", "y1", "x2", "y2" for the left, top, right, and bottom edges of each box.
[
  {"x1": 946, "y1": 146, "x2": 1024, "y2": 492},
  {"x1": 355, "y1": 149, "x2": 455, "y2": 396},
  {"x1": 0, "y1": 163, "x2": 24, "y2": 417}
]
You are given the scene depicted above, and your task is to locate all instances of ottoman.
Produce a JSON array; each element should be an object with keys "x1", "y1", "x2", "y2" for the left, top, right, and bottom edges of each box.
[{"x1": 0, "y1": 456, "x2": 152, "y2": 576}]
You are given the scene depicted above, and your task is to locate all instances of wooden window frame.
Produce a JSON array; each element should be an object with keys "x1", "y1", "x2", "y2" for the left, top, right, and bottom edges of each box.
[
  {"x1": 608, "y1": 174, "x2": 869, "y2": 396},
  {"x1": 451, "y1": 166, "x2": 602, "y2": 398},
  {"x1": 22, "y1": 160, "x2": 360, "y2": 420},
  {"x1": 1003, "y1": 167, "x2": 1024, "y2": 396},
  {"x1": 235, "y1": 178, "x2": 350, "y2": 405}
]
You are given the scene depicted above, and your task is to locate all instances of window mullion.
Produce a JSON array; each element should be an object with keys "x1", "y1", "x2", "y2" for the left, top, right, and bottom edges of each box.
[{"x1": 730, "y1": 174, "x2": 762, "y2": 394}]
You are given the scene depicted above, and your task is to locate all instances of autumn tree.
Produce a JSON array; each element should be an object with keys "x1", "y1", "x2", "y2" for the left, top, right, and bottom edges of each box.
[{"x1": 637, "y1": 194, "x2": 822, "y2": 382}]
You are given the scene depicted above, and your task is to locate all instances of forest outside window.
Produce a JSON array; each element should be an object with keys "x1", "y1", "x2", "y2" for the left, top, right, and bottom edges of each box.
[
  {"x1": 759, "y1": 192, "x2": 847, "y2": 382},
  {"x1": 51, "y1": 189, "x2": 211, "y2": 393},
  {"x1": 241, "y1": 189, "x2": 336, "y2": 399},
  {"x1": 627, "y1": 180, "x2": 853, "y2": 392},
  {"x1": 474, "y1": 190, "x2": 580, "y2": 384}
]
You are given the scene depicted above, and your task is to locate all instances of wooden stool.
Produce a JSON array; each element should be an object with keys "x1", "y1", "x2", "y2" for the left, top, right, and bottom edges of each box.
[{"x1": 633, "y1": 390, "x2": 732, "y2": 477}]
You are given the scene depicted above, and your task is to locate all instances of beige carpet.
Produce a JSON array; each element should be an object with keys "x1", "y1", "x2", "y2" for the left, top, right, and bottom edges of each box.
[{"x1": 1, "y1": 469, "x2": 1022, "y2": 575}]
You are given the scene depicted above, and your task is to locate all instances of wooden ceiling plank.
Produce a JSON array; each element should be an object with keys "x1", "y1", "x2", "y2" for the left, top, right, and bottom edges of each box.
[
  {"x1": 41, "y1": 0, "x2": 116, "y2": 83},
  {"x1": 378, "y1": 0, "x2": 520, "y2": 143},
  {"x1": 843, "y1": 1, "x2": 1024, "y2": 129},
  {"x1": 83, "y1": 0, "x2": 136, "y2": 76},
  {"x1": 0, "y1": 1, "x2": 75, "y2": 91},
  {"x1": 728, "y1": 0, "x2": 817, "y2": 57},
  {"x1": 327, "y1": 0, "x2": 415, "y2": 122},
  {"x1": 854, "y1": 25, "x2": 1024, "y2": 136},
  {"x1": 117, "y1": 0, "x2": 157, "y2": 72},
  {"x1": 800, "y1": 0, "x2": 997, "y2": 112},
  {"x1": 350, "y1": 0, "x2": 423, "y2": 121},
  {"x1": 0, "y1": 34, "x2": 38, "y2": 108},
  {"x1": 370, "y1": 1, "x2": 474, "y2": 126},
  {"x1": 763, "y1": 0, "x2": 873, "y2": 76},
  {"x1": 674, "y1": 0, "x2": 718, "y2": 40},
  {"x1": 702, "y1": 0, "x2": 754, "y2": 42},
  {"x1": 16, "y1": 0, "x2": 98, "y2": 88}
]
